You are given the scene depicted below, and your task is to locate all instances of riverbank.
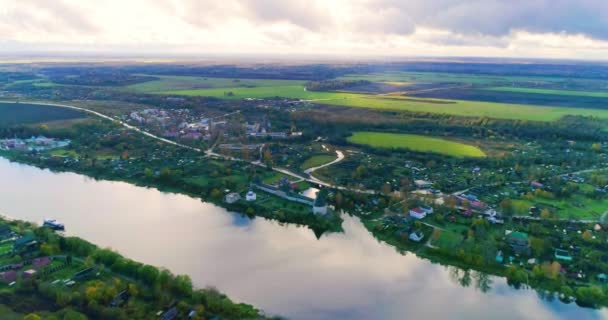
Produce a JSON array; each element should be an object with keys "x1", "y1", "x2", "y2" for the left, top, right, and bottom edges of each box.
[
  {"x1": 0, "y1": 157, "x2": 604, "y2": 319},
  {"x1": 0, "y1": 216, "x2": 275, "y2": 319}
]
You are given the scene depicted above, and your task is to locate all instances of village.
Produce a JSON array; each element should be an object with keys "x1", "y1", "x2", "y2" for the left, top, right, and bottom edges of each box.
[
  {"x1": 0, "y1": 217, "x2": 265, "y2": 319},
  {"x1": 0, "y1": 136, "x2": 70, "y2": 152}
]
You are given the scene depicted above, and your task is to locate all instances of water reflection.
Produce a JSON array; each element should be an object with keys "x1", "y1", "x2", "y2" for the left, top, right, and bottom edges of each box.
[{"x1": 0, "y1": 158, "x2": 605, "y2": 320}]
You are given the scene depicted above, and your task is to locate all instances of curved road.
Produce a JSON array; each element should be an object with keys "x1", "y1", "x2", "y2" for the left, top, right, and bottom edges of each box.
[{"x1": 14, "y1": 101, "x2": 376, "y2": 195}]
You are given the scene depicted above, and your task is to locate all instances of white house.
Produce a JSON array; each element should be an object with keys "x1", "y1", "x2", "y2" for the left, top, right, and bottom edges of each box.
[
  {"x1": 246, "y1": 191, "x2": 257, "y2": 202},
  {"x1": 420, "y1": 206, "x2": 434, "y2": 214},
  {"x1": 409, "y1": 230, "x2": 424, "y2": 242},
  {"x1": 409, "y1": 207, "x2": 427, "y2": 219},
  {"x1": 313, "y1": 204, "x2": 328, "y2": 215}
]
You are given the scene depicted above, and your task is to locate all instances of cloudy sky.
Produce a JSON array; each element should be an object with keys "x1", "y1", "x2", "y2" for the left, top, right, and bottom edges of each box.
[{"x1": 1, "y1": 0, "x2": 607, "y2": 60}]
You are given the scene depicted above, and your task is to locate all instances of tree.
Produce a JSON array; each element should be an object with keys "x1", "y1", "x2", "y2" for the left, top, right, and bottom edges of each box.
[
  {"x1": 499, "y1": 198, "x2": 513, "y2": 217},
  {"x1": 24, "y1": 314, "x2": 41, "y2": 320},
  {"x1": 541, "y1": 261, "x2": 561, "y2": 280},
  {"x1": 576, "y1": 286, "x2": 605, "y2": 306},
  {"x1": 530, "y1": 237, "x2": 548, "y2": 256},
  {"x1": 381, "y1": 183, "x2": 392, "y2": 195},
  {"x1": 263, "y1": 149, "x2": 273, "y2": 167},
  {"x1": 582, "y1": 230, "x2": 594, "y2": 242},
  {"x1": 173, "y1": 274, "x2": 193, "y2": 297}
]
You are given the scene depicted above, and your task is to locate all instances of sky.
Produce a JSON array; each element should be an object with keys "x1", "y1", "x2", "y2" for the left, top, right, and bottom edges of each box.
[{"x1": 1, "y1": 0, "x2": 608, "y2": 60}]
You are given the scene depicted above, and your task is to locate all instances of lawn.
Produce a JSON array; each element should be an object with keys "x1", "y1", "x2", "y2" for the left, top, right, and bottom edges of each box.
[
  {"x1": 0, "y1": 304, "x2": 22, "y2": 320},
  {"x1": 301, "y1": 154, "x2": 337, "y2": 170},
  {"x1": 512, "y1": 195, "x2": 608, "y2": 220},
  {"x1": 347, "y1": 132, "x2": 486, "y2": 158},
  {"x1": 486, "y1": 87, "x2": 608, "y2": 98},
  {"x1": 431, "y1": 230, "x2": 463, "y2": 250},
  {"x1": 49, "y1": 149, "x2": 79, "y2": 158}
]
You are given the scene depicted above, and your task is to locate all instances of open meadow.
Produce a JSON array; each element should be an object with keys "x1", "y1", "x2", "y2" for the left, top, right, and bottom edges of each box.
[
  {"x1": 347, "y1": 131, "x2": 487, "y2": 158},
  {"x1": 126, "y1": 74, "x2": 608, "y2": 122}
]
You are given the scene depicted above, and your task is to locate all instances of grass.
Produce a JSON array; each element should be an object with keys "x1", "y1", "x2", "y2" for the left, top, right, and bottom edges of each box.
[
  {"x1": 347, "y1": 132, "x2": 486, "y2": 158},
  {"x1": 301, "y1": 155, "x2": 337, "y2": 170},
  {"x1": 512, "y1": 195, "x2": 608, "y2": 220},
  {"x1": 486, "y1": 87, "x2": 608, "y2": 98},
  {"x1": 156, "y1": 83, "x2": 608, "y2": 121},
  {"x1": 126, "y1": 75, "x2": 303, "y2": 93},
  {"x1": 262, "y1": 172, "x2": 297, "y2": 184},
  {"x1": 431, "y1": 230, "x2": 463, "y2": 249},
  {"x1": 0, "y1": 304, "x2": 22, "y2": 320},
  {"x1": 338, "y1": 71, "x2": 582, "y2": 85},
  {"x1": 49, "y1": 149, "x2": 79, "y2": 158}
]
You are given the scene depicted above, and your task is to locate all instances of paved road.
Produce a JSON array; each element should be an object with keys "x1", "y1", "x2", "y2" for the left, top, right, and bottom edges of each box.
[
  {"x1": 303, "y1": 150, "x2": 345, "y2": 175},
  {"x1": 24, "y1": 101, "x2": 376, "y2": 195}
]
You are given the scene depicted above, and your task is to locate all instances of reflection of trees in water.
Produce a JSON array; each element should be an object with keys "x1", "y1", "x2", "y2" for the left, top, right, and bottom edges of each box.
[{"x1": 448, "y1": 267, "x2": 492, "y2": 292}]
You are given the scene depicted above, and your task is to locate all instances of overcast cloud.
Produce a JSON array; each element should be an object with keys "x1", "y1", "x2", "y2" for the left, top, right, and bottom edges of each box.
[{"x1": 0, "y1": 0, "x2": 607, "y2": 60}]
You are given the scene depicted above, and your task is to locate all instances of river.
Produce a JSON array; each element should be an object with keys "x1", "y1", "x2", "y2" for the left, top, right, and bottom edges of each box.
[{"x1": 0, "y1": 157, "x2": 605, "y2": 320}]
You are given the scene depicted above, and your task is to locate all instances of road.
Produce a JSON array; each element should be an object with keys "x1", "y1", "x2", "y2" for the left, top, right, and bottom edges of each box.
[
  {"x1": 27, "y1": 101, "x2": 375, "y2": 195},
  {"x1": 303, "y1": 150, "x2": 345, "y2": 175}
]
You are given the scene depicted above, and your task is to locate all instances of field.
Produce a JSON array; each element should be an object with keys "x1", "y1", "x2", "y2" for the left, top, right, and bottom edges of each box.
[
  {"x1": 301, "y1": 154, "x2": 337, "y2": 170},
  {"x1": 338, "y1": 71, "x2": 590, "y2": 86},
  {"x1": 486, "y1": 87, "x2": 608, "y2": 98},
  {"x1": 128, "y1": 75, "x2": 608, "y2": 121},
  {"x1": 126, "y1": 75, "x2": 304, "y2": 93},
  {"x1": 0, "y1": 102, "x2": 85, "y2": 126},
  {"x1": 347, "y1": 132, "x2": 486, "y2": 158},
  {"x1": 512, "y1": 195, "x2": 608, "y2": 220}
]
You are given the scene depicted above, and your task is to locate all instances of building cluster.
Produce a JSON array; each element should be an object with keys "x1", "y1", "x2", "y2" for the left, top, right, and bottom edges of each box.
[
  {"x1": 0, "y1": 136, "x2": 70, "y2": 152},
  {"x1": 129, "y1": 108, "x2": 218, "y2": 141},
  {"x1": 245, "y1": 121, "x2": 301, "y2": 139}
]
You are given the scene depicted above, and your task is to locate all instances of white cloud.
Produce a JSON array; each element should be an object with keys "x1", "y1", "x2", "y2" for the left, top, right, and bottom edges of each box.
[{"x1": 0, "y1": 0, "x2": 607, "y2": 60}]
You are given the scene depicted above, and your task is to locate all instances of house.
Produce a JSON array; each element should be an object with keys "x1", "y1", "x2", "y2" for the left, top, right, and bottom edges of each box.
[
  {"x1": 22, "y1": 269, "x2": 37, "y2": 279},
  {"x1": 224, "y1": 193, "x2": 241, "y2": 204},
  {"x1": 555, "y1": 249, "x2": 573, "y2": 262},
  {"x1": 13, "y1": 234, "x2": 37, "y2": 254},
  {"x1": 531, "y1": 181, "x2": 544, "y2": 189},
  {"x1": 409, "y1": 230, "x2": 424, "y2": 242},
  {"x1": 420, "y1": 206, "x2": 434, "y2": 214},
  {"x1": 414, "y1": 180, "x2": 432, "y2": 189},
  {"x1": 32, "y1": 257, "x2": 51, "y2": 269},
  {"x1": 245, "y1": 191, "x2": 257, "y2": 202},
  {"x1": 313, "y1": 189, "x2": 329, "y2": 215},
  {"x1": 529, "y1": 206, "x2": 541, "y2": 216},
  {"x1": 0, "y1": 224, "x2": 13, "y2": 241},
  {"x1": 495, "y1": 250, "x2": 504, "y2": 263},
  {"x1": 110, "y1": 290, "x2": 130, "y2": 307},
  {"x1": 469, "y1": 200, "x2": 487, "y2": 210},
  {"x1": 506, "y1": 231, "x2": 530, "y2": 255},
  {"x1": 409, "y1": 208, "x2": 427, "y2": 219},
  {"x1": 0, "y1": 270, "x2": 16, "y2": 283},
  {"x1": 160, "y1": 307, "x2": 178, "y2": 320}
]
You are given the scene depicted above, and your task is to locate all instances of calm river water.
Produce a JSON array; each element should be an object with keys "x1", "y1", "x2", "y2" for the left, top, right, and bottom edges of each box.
[{"x1": 0, "y1": 158, "x2": 605, "y2": 320}]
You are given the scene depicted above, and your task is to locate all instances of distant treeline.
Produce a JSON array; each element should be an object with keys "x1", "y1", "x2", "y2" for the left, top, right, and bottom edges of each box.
[{"x1": 305, "y1": 79, "x2": 371, "y2": 91}]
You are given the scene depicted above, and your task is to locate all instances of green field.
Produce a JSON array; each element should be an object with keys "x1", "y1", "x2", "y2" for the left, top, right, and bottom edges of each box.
[
  {"x1": 512, "y1": 194, "x2": 608, "y2": 220},
  {"x1": 301, "y1": 154, "x2": 337, "y2": 170},
  {"x1": 338, "y1": 71, "x2": 581, "y2": 85},
  {"x1": 151, "y1": 83, "x2": 608, "y2": 122},
  {"x1": 347, "y1": 132, "x2": 486, "y2": 158},
  {"x1": 0, "y1": 102, "x2": 85, "y2": 126},
  {"x1": 127, "y1": 75, "x2": 304, "y2": 93},
  {"x1": 486, "y1": 86, "x2": 608, "y2": 98}
]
